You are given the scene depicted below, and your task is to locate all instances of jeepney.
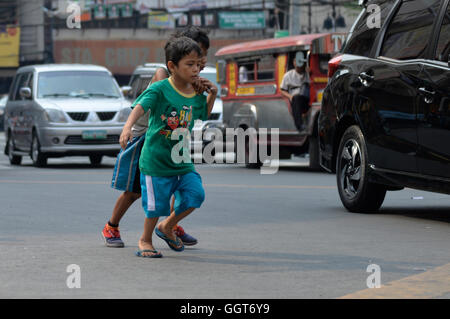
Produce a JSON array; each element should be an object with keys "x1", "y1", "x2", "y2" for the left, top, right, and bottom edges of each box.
[{"x1": 215, "y1": 33, "x2": 345, "y2": 169}]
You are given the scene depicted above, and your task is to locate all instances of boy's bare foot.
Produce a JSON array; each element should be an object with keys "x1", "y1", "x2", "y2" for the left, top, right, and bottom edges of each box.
[
  {"x1": 137, "y1": 239, "x2": 162, "y2": 258},
  {"x1": 156, "y1": 223, "x2": 184, "y2": 251}
]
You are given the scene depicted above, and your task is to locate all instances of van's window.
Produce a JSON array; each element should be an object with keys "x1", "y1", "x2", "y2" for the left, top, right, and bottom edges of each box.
[
  {"x1": 238, "y1": 62, "x2": 254, "y2": 83},
  {"x1": 37, "y1": 71, "x2": 121, "y2": 98},
  {"x1": 381, "y1": 0, "x2": 441, "y2": 60},
  {"x1": 256, "y1": 55, "x2": 275, "y2": 81},
  {"x1": 27, "y1": 74, "x2": 34, "y2": 98},
  {"x1": 129, "y1": 76, "x2": 140, "y2": 100},
  {"x1": 8, "y1": 75, "x2": 19, "y2": 100},
  {"x1": 343, "y1": 0, "x2": 396, "y2": 57},
  {"x1": 435, "y1": 2, "x2": 450, "y2": 62},
  {"x1": 237, "y1": 55, "x2": 275, "y2": 83},
  {"x1": 136, "y1": 76, "x2": 153, "y2": 97},
  {"x1": 13, "y1": 73, "x2": 30, "y2": 101}
]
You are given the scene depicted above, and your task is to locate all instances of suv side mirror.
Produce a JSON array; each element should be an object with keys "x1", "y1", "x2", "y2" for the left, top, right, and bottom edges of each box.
[
  {"x1": 121, "y1": 86, "x2": 132, "y2": 98},
  {"x1": 19, "y1": 87, "x2": 32, "y2": 100}
]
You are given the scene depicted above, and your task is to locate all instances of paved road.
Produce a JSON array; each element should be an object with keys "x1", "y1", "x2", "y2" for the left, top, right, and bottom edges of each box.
[{"x1": 0, "y1": 132, "x2": 449, "y2": 299}]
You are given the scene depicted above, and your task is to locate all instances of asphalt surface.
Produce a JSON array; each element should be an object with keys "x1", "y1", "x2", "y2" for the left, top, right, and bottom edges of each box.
[{"x1": 0, "y1": 132, "x2": 449, "y2": 299}]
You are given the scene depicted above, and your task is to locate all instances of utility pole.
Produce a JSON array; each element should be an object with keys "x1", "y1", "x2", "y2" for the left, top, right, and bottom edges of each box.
[
  {"x1": 308, "y1": 2, "x2": 312, "y2": 34},
  {"x1": 289, "y1": 0, "x2": 301, "y2": 35},
  {"x1": 332, "y1": 0, "x2": 336, "y2": 32}
]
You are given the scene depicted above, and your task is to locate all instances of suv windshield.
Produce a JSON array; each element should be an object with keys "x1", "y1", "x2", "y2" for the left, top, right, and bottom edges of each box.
[{"x1": 37, "y1": 71, "x2": 121, "y2": 98}]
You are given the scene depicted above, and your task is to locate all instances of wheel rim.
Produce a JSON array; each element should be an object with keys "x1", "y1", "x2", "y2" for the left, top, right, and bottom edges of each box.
[
  {"x1": 31, "y1": 136, "x2": 39, "y2": 162},
  {"x1": 339, "y1": 139, "x2": 362, "y2": 200}
]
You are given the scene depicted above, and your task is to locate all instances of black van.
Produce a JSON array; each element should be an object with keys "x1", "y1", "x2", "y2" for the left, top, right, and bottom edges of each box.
[{"x1": 318, "y1": 0, "x2": 450, "y2": 212}]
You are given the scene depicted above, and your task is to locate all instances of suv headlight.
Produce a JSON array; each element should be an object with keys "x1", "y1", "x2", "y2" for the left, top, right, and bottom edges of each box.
[
  {"x1": 44, "y1": 108, "x2": 67, "y2": 123},
  {"x1": 117, "y1": 107, "x2": 131, "y2": 122}
]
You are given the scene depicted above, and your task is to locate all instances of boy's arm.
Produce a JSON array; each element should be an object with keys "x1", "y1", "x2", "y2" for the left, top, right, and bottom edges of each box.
[
  {"x1": 206, "y1": 91, "x2": 217, "y2": 118},
  {"x1": 119, "y1": 104, "x2": 145, "y2": 149},
  {"x1": 150, "y1": 67, "x2": 169, "y2": 85},
  {"x1": 197, "y1": 77, "x2": 218, "y2": 118}
]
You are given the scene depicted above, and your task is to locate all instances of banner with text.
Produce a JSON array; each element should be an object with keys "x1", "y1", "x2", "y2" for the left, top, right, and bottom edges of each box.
[{"x1": 218, "y1": 11, "x2": 265, "y2": 29}]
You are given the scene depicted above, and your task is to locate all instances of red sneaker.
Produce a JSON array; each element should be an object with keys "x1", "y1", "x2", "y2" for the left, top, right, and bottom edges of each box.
[
  {"x1": 174, "y1": 225, "x2": 198, "y2": 246},
  {"x1": 102, "y1": 223, "x2": 125, "y2": 248}
]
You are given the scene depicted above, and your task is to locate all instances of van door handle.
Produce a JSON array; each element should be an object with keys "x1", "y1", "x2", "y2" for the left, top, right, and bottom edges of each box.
[
  {"x1": 418, "y1": 87, "x2": 435, "y2": 95},
  {"x1": 419, "y1": 87, "x2": 435, "y2": 104},
  {"x1": 358, "y1": 72, "x2": 374, "y2": 87}
]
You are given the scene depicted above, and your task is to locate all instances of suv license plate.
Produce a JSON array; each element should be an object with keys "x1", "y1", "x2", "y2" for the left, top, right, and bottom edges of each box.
[{"x1": 82, "y1": 130, "x2": 107, "y2": 140}]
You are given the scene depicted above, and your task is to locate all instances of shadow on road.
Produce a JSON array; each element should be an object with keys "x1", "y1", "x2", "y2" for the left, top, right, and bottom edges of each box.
[
  {"x1": 377, "y1": 206, "x2": 450, "y2": 223},
  {"x1": 331, "y1": 204, "x2": 450, "y2": 223},
  {"x1": 277, "y1": 166, "x2": 327, "y2": 174},
  {"x1": 19, "y1": 163, "x2": 115, "y2": 170}
]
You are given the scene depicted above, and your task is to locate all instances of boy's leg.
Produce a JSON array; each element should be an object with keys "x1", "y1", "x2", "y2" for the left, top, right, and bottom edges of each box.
[
  {"x1": 110, "y1": 191, "x2": 141, "y2": 225},
  {"x1": 169, "y1": 196, "x2": 198, "y2": 246},
  {"x1": 158, "y1": 171, "x2": 205, "y2": 249},
  {"x1": 103, "y1": 135, "x2": 144, "y2": 247},
  {"x1": 137, "y1": 217, "x2": 161, "y2": 257},
  {"x1": 102, "y1": 191, "x2": 140, "y2": 248},
  {"x1": 158, "y1": 207, "x2": 195, "y2": 250}
]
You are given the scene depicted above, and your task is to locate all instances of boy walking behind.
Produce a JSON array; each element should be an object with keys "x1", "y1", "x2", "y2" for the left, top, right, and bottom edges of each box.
[{"x1": 120, "y1": 36, "x2": 217, "y2": 257}]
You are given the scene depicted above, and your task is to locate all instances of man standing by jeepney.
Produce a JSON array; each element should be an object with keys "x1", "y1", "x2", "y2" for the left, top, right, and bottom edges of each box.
[{"x1": 280, "y1": 51, "x2": 310, "y2": 131}]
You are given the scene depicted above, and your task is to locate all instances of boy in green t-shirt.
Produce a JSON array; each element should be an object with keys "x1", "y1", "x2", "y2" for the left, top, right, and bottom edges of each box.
[{"x1": 119, "y1": 36, "x2": 217, "y2": 258}]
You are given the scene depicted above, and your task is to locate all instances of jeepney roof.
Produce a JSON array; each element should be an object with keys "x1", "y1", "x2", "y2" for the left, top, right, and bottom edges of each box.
[{"x1": 215, "y1": 33, "x2": 344, "y2": 60}]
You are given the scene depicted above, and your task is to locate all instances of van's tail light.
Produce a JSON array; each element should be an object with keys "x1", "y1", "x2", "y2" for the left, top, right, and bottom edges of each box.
[{"x1": 328, "y1": 54, "x2": 343, "y2": 78}]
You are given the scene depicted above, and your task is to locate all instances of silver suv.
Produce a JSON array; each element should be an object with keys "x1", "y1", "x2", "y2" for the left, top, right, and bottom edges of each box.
[{"x1": 4, "y1": 64, "x2": 131, "y2": 167}]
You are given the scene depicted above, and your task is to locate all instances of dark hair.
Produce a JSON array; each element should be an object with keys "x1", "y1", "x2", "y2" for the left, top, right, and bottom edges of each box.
[
  {"x1": 164, "y1": 36, "x2": 202, "y2": 69},
  {"x1": 172, "y1": 25, "x2": 210, "y2": 51}
]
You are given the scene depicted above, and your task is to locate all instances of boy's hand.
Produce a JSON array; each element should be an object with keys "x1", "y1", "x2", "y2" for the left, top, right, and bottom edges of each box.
[
  {"x1": 119, "y1": 127, "x2": 133, "y2": 150},
  {"x1": 192, "y1": 77, "x2": 208, "y2": 95},
  {"x1": 198, "y1": 77, "x2": 218, "y2": 95},
  {"x1": 193, "y1": 77, "x2": 218, "y2": 96}
]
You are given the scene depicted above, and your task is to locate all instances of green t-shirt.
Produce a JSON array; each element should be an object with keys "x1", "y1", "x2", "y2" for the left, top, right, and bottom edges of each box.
[{"x1": 132, "y1": 78, "x2": 208, "y2": 176}]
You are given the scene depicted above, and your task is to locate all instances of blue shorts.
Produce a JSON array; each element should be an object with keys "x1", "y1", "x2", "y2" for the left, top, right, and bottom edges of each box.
[
  {"x1": 140, "y1": 171, "x2": 205, "y2": 218},
  {"x1": 111, "y1": 135, "x2": 145, "y2": 193}
]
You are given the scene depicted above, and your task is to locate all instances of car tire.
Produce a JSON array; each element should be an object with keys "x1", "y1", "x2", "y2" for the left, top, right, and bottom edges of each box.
[
  {"x1": 244, "y1": 134, "x2": 262, "y2": 169},
  {"x1": 31, "y1": 132, "x2": 47, "y2": 167},
  {"x1": 336, "y1": 125, "x2": 386, "y2": 213},
  {"x1": 308, "y1": 135, "x2": 321, "y2": 171},
  {"x1": 89, "y1": 155, "x2": 103, "y2": 166},
  {"x1": 7, "y1": 132, "x2": 22, "y2": 165}
]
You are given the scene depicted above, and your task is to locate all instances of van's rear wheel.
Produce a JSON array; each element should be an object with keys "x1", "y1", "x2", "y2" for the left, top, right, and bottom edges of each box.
[
  {"x1": 308, "y1": 135, "x2": 321, "y2": 170},
  {"x1": 31, "y1": 132, "x2": 47, "y2": 167},
  {"x1": 336, "y1": 125, "x2": 386, "y2": 213},
  {"x1": 7, "y1": 132, "x2": 22, "y2": 165},
  {"x1": 244, "y1": 135, "x2": 262, "y2": 169}
]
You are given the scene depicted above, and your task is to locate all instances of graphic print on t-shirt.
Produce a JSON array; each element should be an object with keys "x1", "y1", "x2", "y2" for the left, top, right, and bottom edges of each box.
[{"x1": 159, "y1": 105, "x2": 193, "y2": 138}]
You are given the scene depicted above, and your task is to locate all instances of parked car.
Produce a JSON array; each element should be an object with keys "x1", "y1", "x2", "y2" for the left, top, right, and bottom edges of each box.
[
  {"x1": 127, "y1": 63, "x2": 224, "y2": 156},
  {"x1": 0, "y1": 95, "x2": 7, "y2": 131},
  {"x1": 190, "y1": 65, "x2": 224, "y2": 156},
  {"x1": 318, "y1": 0, "x2": 450, "y2": 212},
  {"x1": 124, "y1": 63, "x2": 166, "y2": 101},
  {"x1": 4, "y1": 64, "x2": 131, "y2": 167}
]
